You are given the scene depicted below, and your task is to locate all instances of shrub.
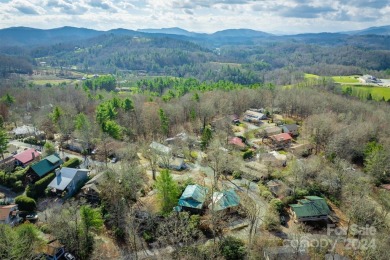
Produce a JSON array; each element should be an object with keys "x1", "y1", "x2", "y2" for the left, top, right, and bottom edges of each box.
[
  {"x1": 295, "y1": 188, "x2": 309, "y2": 199},
  {"x1": 263, "y1": 209, "x2": 280, "y2": 232},
  {"x1": 27, "y1": 172, "x2": 55, "y2": 199},
  {"x1": 270, "y1": 198, "x2": 284, "y2": 213},
  {"x1": 243, "y1": 150, "x2": 254, "y2": 160},
  {"x1": 219, "y1": 236, "x2": 246, "y2": 260},
  {"x1": 232, "y1": 171, "x2": 242, "y2": 179},
  {"x1": 261, "y1": 191, "x2": 272, "y2": 200},
  {"x1": 12, "y1": 181, "x2": 24, "y2": 192},
  {"x1": 62, "y1": 158, "x2": 81, "y2": 168},
  {"x1": 190, "y1": 151, "x2": 198, "y2": 159},
  {"x1": 15, "y1": 195, "x2": 36, "y2": 212}
]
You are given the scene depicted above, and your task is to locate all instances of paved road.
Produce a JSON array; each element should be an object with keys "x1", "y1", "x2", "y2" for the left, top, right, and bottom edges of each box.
[{"x1": 0, "y1": 184, "x2": 18, "y2": 202}]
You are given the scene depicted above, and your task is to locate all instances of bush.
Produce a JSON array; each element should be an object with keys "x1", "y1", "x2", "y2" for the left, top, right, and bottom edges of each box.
[
  {"x1": 62, "y1": 158, "x2": 81, "y2": 168},
  {"x1": 190, "y1": 151, "x2": 198, "y2": 159},
  {"x1": 12, "y1": 181, "x2": 24, "y2": 192},
  {"x1": 27, "y1": 172, "x2": 55, "y2": 199},
  {"x1": 270, "y1": 198, "x2": 284, "y2": 213},
  {"x1": 295, "y1": 188, "x2": 309, "y2": 199},
  {"x1": 261, "y1": 191, "x2": 272, "y2": 200},
  {"x1": 232, "y1": 171, "x2": 242, "y2": 179},
  {"x1": 219, "y1": 236, "x2": 246, "y2": 260},
  {"x1": 263, "y1": 209, "x2": 280, "y2": 232},
  {"x1": 15, "y1": 195, "x2": 36, "y2": 211},
  {"x1": 243, "y1": 150, "x2": 254, "y2": 160},
  {"x1": 258, "y1": 183, "x2": 270, "y2": 193}
]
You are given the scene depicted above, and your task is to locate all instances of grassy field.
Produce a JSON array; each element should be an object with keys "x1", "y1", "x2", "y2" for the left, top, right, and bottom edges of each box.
[
  {"x1": 31, "y1": 79, "x2": 75, "y2": 85},
  {"x1": 341, "y1": 85, "x2": 390, "y2": 101},
  {"x1": 331, "y1": 75, "x2": 360, "y2": 84},
  {"x1": 304, "y1": 73, "x2": 390, "y2": 101},
  {"x1": 304, "y1": 73, "x2": 319, "y2": 79}
]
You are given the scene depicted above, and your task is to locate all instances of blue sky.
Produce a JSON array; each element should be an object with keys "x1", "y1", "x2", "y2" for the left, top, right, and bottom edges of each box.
[{"x1": 0, "y1": 0, "x2": 389, "y2": 33}]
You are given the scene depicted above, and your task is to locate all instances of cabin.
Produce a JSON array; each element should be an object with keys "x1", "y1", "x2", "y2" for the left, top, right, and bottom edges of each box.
[
  {"x1": 81, "y1": 173, "x2": 105, "y2": 202},
  {"x1": 228, "y1": 137, "x2": 246, "y2": 150},
  {"x1": 13, "y1": 148, "x2": 41, "y2": 167},
  {"x1": 289, "y1": 196, "x2": 330, "y2": 222},
  {"x1": 177, "y1": 184, "x2": 208, "y2": 213},
  {"x1": 266, "y1": 179, "x2": 292, "y2": 198},
  {"x1": 281, "y1": 124, "x2": 299, "y2": 136},
  {"x1": 243, "y1": 110, "x2": 267, "y2": 125},
  {"x1": 264, "y1": 246, "x2": 310, "y2": 260},
  {"x1": 29, "y1": 154, "x2": 63, "y2": 182},
  {"x1": 261, "y1": 151, "x2": 287, "y2": 167},
  {"x1": 261, "y1": 126, "x2": 282, "y2": 137},
  {"x1": 209, "y1": 189, "x2": 240, "y2": 212},
  {"x1": 149, "y1": 141, "x2": 171, "y2": 155},
  {"x1": 11, "y1": 125, "x2": 44, "y2": 139},
  {"x1": 269, "y1": 133, "x2": 292, "y2": 150},
  {"x1": 48, "y1": 168, "x2": 89, "y2": 198}
]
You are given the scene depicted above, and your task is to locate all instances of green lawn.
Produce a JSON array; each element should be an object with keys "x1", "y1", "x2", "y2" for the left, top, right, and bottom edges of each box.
[
  {"x1": 331, "y1": 76, "x2": 360, "y2": 84},
  {"x1": 304, "y1": 73, "x2": 319, "y2": 79},
  {"x1": 341, "y1": 85, "x2": 390, "y2": 101},
  {"x1": 31, "y1": 79, "x2": 74, "y2": 85}
]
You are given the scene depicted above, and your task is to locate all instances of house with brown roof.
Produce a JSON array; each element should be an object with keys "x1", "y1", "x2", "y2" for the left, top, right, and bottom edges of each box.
[
  {"x1": 0, "y1": 204, "x2": 21, "y2": 226},
  {"x1": 269, "y1": 133, "x2": 292, "y2": 150},
  {"x1": 13, "y1": 148, "x2": 41, "y2": 167}
]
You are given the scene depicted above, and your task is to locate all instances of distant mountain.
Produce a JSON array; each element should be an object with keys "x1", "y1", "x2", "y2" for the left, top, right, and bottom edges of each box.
[
  {"x1": 344, "y1": 25, "x2": 390, "y2": 36},
  {"x1": 137, "y1": 27, "x2": 200, "y2": 37},
  {"x1": 211, "y1": 29, "x2": 272, "y2": 38},
  {"x1": 0, "y1": 26, "x2": 102, "y2": 46}
]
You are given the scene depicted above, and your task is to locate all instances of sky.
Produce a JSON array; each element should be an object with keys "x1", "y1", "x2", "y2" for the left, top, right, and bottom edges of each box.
[{"x1": 0, "y1": 0, "x2": 389, "y2": 34}]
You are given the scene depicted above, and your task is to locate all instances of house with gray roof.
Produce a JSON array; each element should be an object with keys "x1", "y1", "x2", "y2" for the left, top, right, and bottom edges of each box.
[{"x1": 48, "y1": 167, "x2": 89, "y2": 197}]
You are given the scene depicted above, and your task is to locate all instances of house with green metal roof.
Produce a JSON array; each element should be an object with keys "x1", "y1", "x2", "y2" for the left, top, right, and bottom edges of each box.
[
  {"x1": 289, "y1": 196, "x2": 330, "y2": 222},
  {"x1": 177, "y1": 184, "x2": 208, "y2": 213},
  {"x1": 209, "y1": 189, "x2": 240, "y2": 212},
  {"x1": 29, "y1": 154, "x2": 63, "y2": 181}
]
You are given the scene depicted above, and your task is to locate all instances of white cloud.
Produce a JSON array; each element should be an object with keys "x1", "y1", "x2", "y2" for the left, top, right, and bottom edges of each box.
[{"x1": 0, "y1": 0, "x2": 388, "y2": 33}]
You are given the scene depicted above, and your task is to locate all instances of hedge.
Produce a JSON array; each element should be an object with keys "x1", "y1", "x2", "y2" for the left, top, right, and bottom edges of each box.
[
  {"x1": 0, "y1": 167, "x2": 29, "y2": 192},
  {"x1": 62, "y1": 158, "x2": 81, "y2": 168},
  {"x1": 26, "y1": 172, "x2": 55, "y2": 199},
  {"x1": 15, "y1": 195, "x2": 36, "y2": 212}
]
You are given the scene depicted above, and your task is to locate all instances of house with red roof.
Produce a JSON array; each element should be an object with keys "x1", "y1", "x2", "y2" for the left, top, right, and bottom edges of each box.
[
  {"x1": 13, "y1": 148, "x2": 41, "y2": 167},
  {"x1": 229, "y1": 137, "x2": 246, "y2": 150},
  {"x1": 269, "y1": 133, "x2": 292, "y2": 150}
]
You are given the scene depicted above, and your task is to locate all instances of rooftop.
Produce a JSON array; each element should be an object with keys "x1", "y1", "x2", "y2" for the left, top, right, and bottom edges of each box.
[
  {"x1": 178, "y1": 184, "x2": 208, "y2": 209},
  {"x1": 13, "y1": 148, "x2": 40, "y2": 164},
  {"x1": 290, "y1": 196, "x2": 330, "y2": 218},
  {"x1": 270, "y1": 133, "x2": 292, "y2": 142},
  {"x1": 31, "y1": 154, "x2": 63, "y2": 177},
  {"x1": 210, "y1": 189, "x2": 240, "y2": 211}
]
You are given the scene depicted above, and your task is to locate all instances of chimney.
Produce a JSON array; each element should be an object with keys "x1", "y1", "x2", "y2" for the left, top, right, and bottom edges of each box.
[
  {"x1": 55, "y1": 168, "x2": 60, "y2": 176},
  {"x1": 32, "y1": 152, "x2": 35, "y2": 160}
]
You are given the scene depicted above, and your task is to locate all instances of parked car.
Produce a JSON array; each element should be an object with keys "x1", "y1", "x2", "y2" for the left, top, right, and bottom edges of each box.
[
  {"x1": 64, "y1": 252, "x2": 76, "y2": 260},
  {"x1": 26, "y1": 213, "x2": 39, "y2": 221},
  {"x1": 111, "y1": 157, "x2": 118, "y2": 163}
]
